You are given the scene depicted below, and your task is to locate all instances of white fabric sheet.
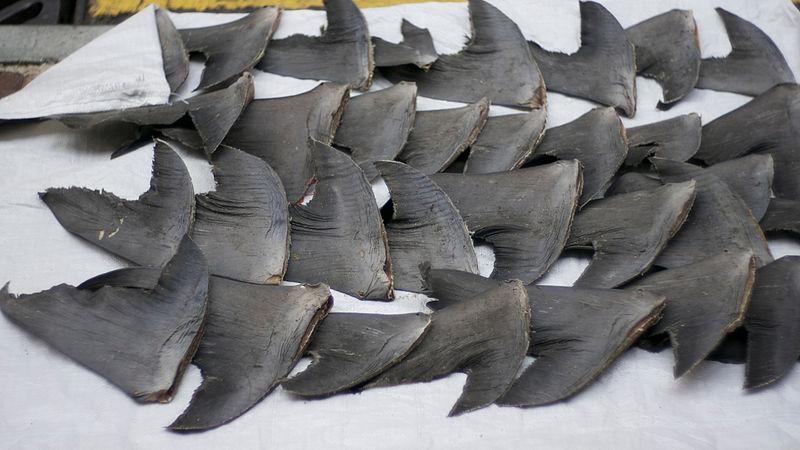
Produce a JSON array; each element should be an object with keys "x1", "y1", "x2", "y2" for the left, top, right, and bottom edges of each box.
[
  {"x1": 1, "y1": 1, "x2": 799, "y2": 448},
  {"x1": 0, "y1": 6, "x2": 169, "y2": 119}
]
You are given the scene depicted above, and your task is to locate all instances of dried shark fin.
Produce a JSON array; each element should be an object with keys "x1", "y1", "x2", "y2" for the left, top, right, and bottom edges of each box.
[
  {"x1": 223, "y1": 82, "x2": 349, "y2": 202},
  {"x1": 626, "y1": 10, "x2": 700, "y2": 109},
  {"x1": 0, "y1": 237, "x2": 209, "y2": 403},
  {"x1": 155, "y1": 7, "x2": 189, "y2": 92},
  {"x1": 529, "y1": 107, "x2": 627, "y2": 207},
  {"x1": 696, "y1": 8, "x2": 795, "y2": 96},
  {"x1": 425, "y1": 269, "x2": 664, "y2": 407},
  {"x1": 180, "y1": 8, "x2": 280, "y2": 91},
  {"x1": 382, "y1": 0, "x2": 545, "y2": 109},
  {"x1": 376, "y1": 161, "x2": 478, "y2": 293},
  {"x1": 695, "y1": 155, "x2": 774, "y2": 221},
  {"x1": 529, "y1": 2, "x2": 636, "y2": 116},
  {"x1": 742, "y1": 256, "x2": 800, "y2": 389},
  {"x1": 169, "y1": 278, "x2": 331, "y2": 432},
  {"x1": 695, "y1": 83, "x2": 800, "y2": 199},
  {"x1": 184, "y1": 72, "x2": 254, "y2": 160},
  {"x1": 366, "y1": 280, "x2": 530, "y2": 416},
  {"x1": 626, "y1": 251, "x2": 756, "y2": 378},
  {"x1": 257, "y1": 0, "x2": 373, "y2": 90},
  {"x1": 567, "y1": 181, "x2": 696, "y2": 288},
  {"x1": 464, "y1": 109, "x2": 547, "y2": 174},
  {"x1": 652, "y1": 158, "x2": 773, "y2": 269},
  {"x1": 606, "y1": 172, "x2": 662, "y2": 196},
  {"x1": 282, "y1": 312, "x2": 431, "y2": 397},
  {"x1": 762, "y1": 198, "x2": 800, "y2": 235},
  {"x1": 193, "y1": 147, "x2": 289, "y2": 284},
  {"x1": 40, "y1": 141, "x2": 194, "y2": 267},
  {"x1": 397, "y1": 99, "x2": 489, "y2": 175},
  {"x1": 432, "y1": 160, "x2": 581, "y2": 284},
  {"x1": 332, "y1": 82, "x2": 417, "y2": 180},
  {"x1": 624, "y1": 113, "x2": 701, "y2": 166},
  {"x1": 373, "y1": 19, "x2": 438, "y2": 69},
  {"x1": 286, "y1": 140, "x2": 393, "y2": 300}
]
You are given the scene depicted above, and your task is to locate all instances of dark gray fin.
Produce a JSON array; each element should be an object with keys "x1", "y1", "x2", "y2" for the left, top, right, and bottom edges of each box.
[
  {"x1": 742, "y1": 257, "x2": 800, "y2": 389},
  {"x1": 158, "y1": 126, "x2": 204, "y2": 150},
  {"x1": 366, "y1": 280, "x2": 530, "y2": 416},
  {"x1": 381, "y1": 0, "x2": 545, "y2": 109},
  {"x1": 40, "y1": 142, "x2": 194, "y2": 267},
  {"x1": 696, "y1": 8, "x2": 795, "y2": 96},
  {"x1": 376, "y1": 161, "x2": 478, "y2": 293},
  {"x1": 762, "y1": 198, "x2": 800, "y2": 235},
  {"x1": 193, "y1": 147, "x2": 289, "y2": 284},
  {"x1": 707, "y1": 328, "x2": 747, "y2": 364},
  {"x1": 223, "y1": 82, "x2": 349, "y2": 202},
  {"x1": 606, "y1": 172, "x2": 662, "y2": 196},
  {"x1": 180, "y1": 8, "x2": 280, "y2": 91},
  {"x1": 423, "y1": 269, "x2": 665, "y2": 407},
  {"x1": 502, "y1": 286, "x2": 663, "y2": 406},
  {"x1": 285, "y1": 141, "x2": 393, "y2": 300},
  {"x1": 282, "y1": 312, "x2": 431, "y2": 397},
  {"x1": 695, "y1": 84, "x2": 800, "y2": 199},
  {"x1": 431, "y1": 160, "x2": 582, "y2": 283},
  {"x1": 55, "y1": 101, "x2": 188, "y2": 129},
  {"x1": 155, "y1": 7, "x2": 189, "y2": 92},
  {"x1": 624, "y1": 113, "x2": 701, "y2": 166},
  {"x1": 78, "y1": 267, "x2": 161, "y2": 291},
  {"x1": 626, "y1": 251, "x2": 755, "y2": 378},
  {"x1": 332, "y1": 82, "x2": 417, "y2": 180},
  {"x1": 529, "y1": 107, "x2": 627, "y2": 207},
  {"x1": 397, "y1": 99, "x2": 489, "y2": 175},
  {"x1": 185, "y1": 72, "x2": 254, "y2": 160},
  {"x1": 257, "y1": 0, "x2": 373, "y2": 91},
  {"x1": 652, "y1": 158, "x2": 773, "y2": 268},
  {"x1": 168, "y1": 278, "x2": 332, "y2": 432},
  {"x1": 529, "y1": 2, "x2": 636, "y2": 116},
  {"x1": 464, "y1": 109, "x2": 547, "y2": 174},
  {"x1": 567, "y1": 181, "x2": 696, "y2": 288},
  {"x1": 0, "y1": 237, "x2": 209, "y2": 403},
  {"x1": 626, "y1": 10, "x2": 700, "y2": 109},
  {"x1": 701, "y1": 155, "x2": 774, "y2": 221},
  {"x1": 373, "y1": 19, "x2": 438, "y2": 69}
]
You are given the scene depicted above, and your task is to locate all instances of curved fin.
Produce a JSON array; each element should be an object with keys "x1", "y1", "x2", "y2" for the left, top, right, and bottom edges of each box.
[
  {"x1": 625, "y1": 113, "x2": 701, "y2": 166},
  {"x1": 155, "y1": 7, "x2": 189, "y2": 92},
  {"x1": 193, "y1": 147, "x2": 289, "y2": 284},
  {"x1": 464, "y1": 108, "x2": 546, "y2": 174},
  {"x1": 285, "y1": 140, "x2": 393, "y2": 300},
  {"x1": 376, "y1": 161, "x2": 478, "y2": 292},
  {"x1": 40, "y1": 141, "x2": 194, "y2": 267},
  {"x1": 1, "y1": 237, "x2": 209, "y2": 403},
  {"x1": 373, "y1": 19, "x2": 438, "y2": 69},
  {"x1": 432, "y1": 160, "x2": 581, "y2": 283},
  {"x1": 568, "y1": 181, "x2": 696, "y2": 288},
  {"x1": 529, "y1": 2, "x2": 636, "y2": 116},
  {"x1": 697, "y1": 8, "x2": 795, "y2": 96},
  {"x1": 282, "y1": 312, "x2": 431, "y2": 397},
  {"x1": 381, "y1": 0, "x2": 545, "y2": 109},
  {"x1": 398, "y1": 99, "x2": 489, "y2": 175},
  {"x1": 366, "y1": 280, "x2": 530, "y2": 416},
  {"x1": 626, "y1": 251, "x2": 756, "y2": 378},
  {"x1": 627, "y1": 10, "x2": 700, "y2": 109},
  {"x1": 257, "y1": 0, "x2": 373, "y2": 90}
]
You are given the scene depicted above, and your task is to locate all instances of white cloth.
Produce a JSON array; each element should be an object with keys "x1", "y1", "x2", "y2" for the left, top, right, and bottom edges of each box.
[
  {"x1": 0, "y1": 1, "x2": 799, "y2": 449},
  {"x1": 0, "y1": 5, "x2": 169, "y2": 119}
]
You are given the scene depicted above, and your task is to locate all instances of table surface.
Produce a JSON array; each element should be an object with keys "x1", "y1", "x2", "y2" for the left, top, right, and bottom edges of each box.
[{"x1": 1, "y1": 1, "x2": 799, "y2": 448}]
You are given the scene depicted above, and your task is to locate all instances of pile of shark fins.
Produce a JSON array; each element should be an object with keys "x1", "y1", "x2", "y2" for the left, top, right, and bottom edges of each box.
[{"x1": 2, "y1": 0, "x2": 800, "y2": 434}]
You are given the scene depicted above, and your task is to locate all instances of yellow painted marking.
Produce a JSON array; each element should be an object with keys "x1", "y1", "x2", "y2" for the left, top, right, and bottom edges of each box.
[{"x1": 90, "y1": 0, "x2": 464, "y2": 17}]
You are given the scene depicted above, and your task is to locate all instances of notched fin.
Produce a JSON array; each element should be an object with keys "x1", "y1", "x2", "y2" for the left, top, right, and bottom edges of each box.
[
  {"x1": 696, "y1": 8, "x2": 795, "y2": 96},
  {"x1": 257, "y1": 0, "x2": 373, "y2": 90},
  {"x1": 624, "y1": 113, "x2": 701, "y2": 166},
  {"x1": 373, "y1": 19, "x2": 438, "y2": 69},
  {"x1": 381, "y1": 0, "x2": 545, "y2": 109},
  {"x1": 529, "y1": 1, "x2": 636, "y2": 116},
  {"x1": 41, "y1": 141, "x2": 194, "y2": 267}
]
